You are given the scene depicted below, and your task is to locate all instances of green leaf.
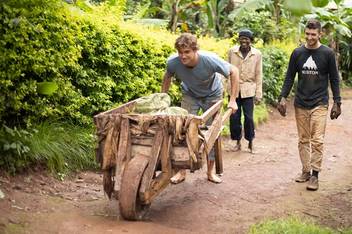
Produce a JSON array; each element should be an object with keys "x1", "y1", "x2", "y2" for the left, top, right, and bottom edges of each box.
[
  {"x1": 283, "y1": 0, "x2": 312, "y2": 16},
  {"x1": 10, "y1": 143, "x2": 17, "y2": 149},
  {"x1": 335, "y1": 24, "x2": 352, "y2": 37},
  {"x1": 228, "y1": 0, "x2": 271, "y2": 19},
  {"x1": 37, "y1": 82, "x2": 58, "y2": 95},
  {"x1": 311, "y1": 0, "x2": 329, "y2": 7}
]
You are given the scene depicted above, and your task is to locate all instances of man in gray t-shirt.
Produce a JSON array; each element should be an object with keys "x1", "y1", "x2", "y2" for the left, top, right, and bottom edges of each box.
[{"x1": 162, "y1": 33, "x2": 239, "y2": 184}]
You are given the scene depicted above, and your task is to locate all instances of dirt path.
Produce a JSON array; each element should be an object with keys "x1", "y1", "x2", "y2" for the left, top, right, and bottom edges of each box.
[{"x1": 1, "y1": 92, "x2": 352, "y2": 234}]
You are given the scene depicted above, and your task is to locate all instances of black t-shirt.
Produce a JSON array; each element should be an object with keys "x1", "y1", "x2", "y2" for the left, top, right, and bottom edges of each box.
[{"x1": 280, "y1": 45, "x2": 341, "y2": 109}]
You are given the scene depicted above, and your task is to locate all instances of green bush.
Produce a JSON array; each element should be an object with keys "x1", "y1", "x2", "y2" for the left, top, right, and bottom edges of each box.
[
  {"x1": 261, "y1": 46, "x2": 289, "y2": 104},
  {"x1": 0, "y1": 0, "x2": 87, "y2": 126},
  {"x1": 230, "y1": 10, "x2": 295, "y2": 44},
  {"x1": 0, "y1": 0, "x2": 172, "y2": 127},
  {"x1": 0, "y1": 125, "x2": 32, "y2": 174},
  {"x1": 1, "y1": 0, "x2": 290, "y2": 175}
]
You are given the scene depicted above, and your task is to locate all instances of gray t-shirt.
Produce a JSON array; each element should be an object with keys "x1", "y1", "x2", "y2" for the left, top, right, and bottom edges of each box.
[{"x1": 166, "y1": 50, "x2": 231, "y2": 98}]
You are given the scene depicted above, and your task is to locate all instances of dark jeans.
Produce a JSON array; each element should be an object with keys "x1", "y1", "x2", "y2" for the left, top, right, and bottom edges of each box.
[{"x1": 229, "y1": 95, "x2": 255, "y2": 142}]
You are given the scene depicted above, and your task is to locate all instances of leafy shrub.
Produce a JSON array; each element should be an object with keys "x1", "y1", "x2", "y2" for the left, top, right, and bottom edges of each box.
[
  {"x1": 0, "y1": 0, "x2": 87, "y2": 126},
  {"x1": 0, "y1": 125, "x2": 32, "y2": 174},
  {"x1": 0, "y1": 0, "x2": 172, "y2": 126},
  {"x1": 1, "y1": 0, "x2": 237, "y2": 127},
  {"x1": 231, "y1": 10, "x2": 295, "y2": 44},
  {"x1": 261, "y1": 46, "x2": 289, "y2": 104}
]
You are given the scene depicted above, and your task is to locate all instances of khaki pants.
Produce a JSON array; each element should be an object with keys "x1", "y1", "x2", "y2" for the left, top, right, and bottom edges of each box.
[
  {"x1": 181, "y1": 93, "x2": 222, "y2": 161},
  {"x1": 295, "y1": 105, "x2": 328, "y2": 173}
]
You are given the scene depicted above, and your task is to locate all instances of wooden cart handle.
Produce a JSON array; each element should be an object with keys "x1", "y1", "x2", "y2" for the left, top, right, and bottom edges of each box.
[{"x1": 222, "y1": 109, "x2": 233, "y2": 125}]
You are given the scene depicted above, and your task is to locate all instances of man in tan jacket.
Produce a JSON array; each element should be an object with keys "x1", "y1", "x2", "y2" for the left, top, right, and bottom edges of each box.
[{"x1": 228, "y1": 29, "x2": 262, "y2": 153}]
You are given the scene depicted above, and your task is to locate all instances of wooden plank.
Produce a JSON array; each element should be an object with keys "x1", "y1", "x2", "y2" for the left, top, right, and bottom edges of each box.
[
  {"x1": 131, "y1": 136, "x2": 154, "y2": 146},
  {"x1": 139, "y1": 130, "x2": 164, "y2": 203},
  {"x1": 201, "y1": 111, "x2": 222, "y2": 157},
  {"x1": 186, "y1": 119, "x2": 200, "y2": 163},
  {"x1": 214, "y1": 136, "x2": 223, "y2": 175},
  {"x1": 131, "y1": 145, "x2": 152, "y2": 158},
  {"x1": 147, "y1": 173, "x2": 170, "y2": 203},
  {"x1": 172, "y1": 146, "x2": 190, "y2": 162},
  {"x1": 196, "y1": 100, "x2": 223, "y2": 124},
  {"x1": 101, "y1": 115, "x2": 121, "y2": 170},
  {"x1": 222, "y1": 109, "x2": 232, "y2": 125},
  {"x1": 94, "y1": 100, "x2": 136, "y2": 118},
  {"x1": 161, "y1": 133, "x2": 172, "y2": 175},
  {"x1": 145, "y1": 132, "x2": 172, "y2": 203},
  {"x1": 114, "y1": 117, "x2": 131, "y2": 196}
]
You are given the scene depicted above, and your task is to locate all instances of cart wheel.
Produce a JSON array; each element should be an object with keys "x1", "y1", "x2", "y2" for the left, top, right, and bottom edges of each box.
[{"x1": 119, "y1": 155, "x2": 150, "y2": 220}]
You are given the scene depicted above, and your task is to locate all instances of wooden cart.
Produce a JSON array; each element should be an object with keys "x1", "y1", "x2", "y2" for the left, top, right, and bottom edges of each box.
[{"x1": 94, "y1": 99, "x2": 231, "y2": 220}]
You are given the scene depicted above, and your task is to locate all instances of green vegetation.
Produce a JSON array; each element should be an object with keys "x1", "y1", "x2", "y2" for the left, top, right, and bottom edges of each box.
[
  {"x1": 1, "y1": 0, "x2": 351, "y2": 174},
  {"x1": 261, "y1": 46, "x2": 289, "y2": 104},
  {"x1": 222, "y1": 103, "x2": 268, "y2": 136},
  {"x1": 0, "y1": 0, "x2": 290, "y2": 128},
  {"x1": 0, "y1": 0, "x2": 287, "y2": 174},
  {"x1": 0, "y1": 0, "x2": 172, "y2": 127},
  {"x1": 249, "y1": 216, "x2": 352, "y2": 234},
  {"x1": 0, "y1": 122, "x2": 96, "y2": 176}
]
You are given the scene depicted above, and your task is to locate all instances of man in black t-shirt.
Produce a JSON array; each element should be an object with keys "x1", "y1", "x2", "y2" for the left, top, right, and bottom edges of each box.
[{"x1": 277, "y1": 19, "x2": 341, "y2": 191}]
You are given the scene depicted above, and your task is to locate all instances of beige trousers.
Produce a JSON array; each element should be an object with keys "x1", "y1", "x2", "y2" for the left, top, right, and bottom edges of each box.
[{"x1": 295, "y1": 105, "x2": 328, "y2": 173}]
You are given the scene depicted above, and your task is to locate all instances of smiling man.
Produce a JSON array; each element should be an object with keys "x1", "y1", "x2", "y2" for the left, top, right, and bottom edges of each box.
[
  {"x1": 161, "y1": 33, "x2": 240, "y2": 184},
  {"x1": 277, "y1": 18, "x2": 342, "y2": 191},
  {"x1": 227, "y1": 29, "x2": 262, "y2": 154}
]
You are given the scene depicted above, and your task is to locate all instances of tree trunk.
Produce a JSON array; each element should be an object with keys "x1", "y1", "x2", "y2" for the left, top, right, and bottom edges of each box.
[
  {"x1": 274, "y1": 0, "x2": 281, "y2": 24},
  {"x1": 169, "y1": 0, "x2": 180, "y2": 33}
]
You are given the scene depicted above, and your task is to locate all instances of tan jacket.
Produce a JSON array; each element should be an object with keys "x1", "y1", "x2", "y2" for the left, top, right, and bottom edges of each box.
[{"x1": 228, "y1": 45, "x2": 263, "y2": 99}]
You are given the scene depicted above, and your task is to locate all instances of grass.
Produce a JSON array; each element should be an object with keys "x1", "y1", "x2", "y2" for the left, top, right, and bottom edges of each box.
[
  {"x1": 249, "y1": 216, "x2": 333, "y2": 234},
  {"x1": 249, "y1": 216, "x2": 352, "y2": 234},
  {"x1": 222, "y1": 102, "x2": 269, "y2": 136},
  {"x1": 28, "y1": 122, "x2": 97, "y2": 176},
  {"x1": 0, "y1": 122, "x2": 98, "y2": 177}
]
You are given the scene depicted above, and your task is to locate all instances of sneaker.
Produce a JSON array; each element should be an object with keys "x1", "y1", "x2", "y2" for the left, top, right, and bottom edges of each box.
[
  {"x1": 306, "y1": 176, "x2": 319, "y2": 191},
  {"x1": 295, "y1": 172, "x2": 311, "y2": 183}
]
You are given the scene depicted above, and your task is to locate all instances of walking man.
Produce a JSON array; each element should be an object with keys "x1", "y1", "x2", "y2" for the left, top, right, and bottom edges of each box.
[
  {"x1": 162, "y1": 33, "x2": 239, "y2": 184},
  {"x1": 277, "y1": 19, "x2": 341, "y2": 191},
  {"x1": 228, "y1": 29, "x2": 262, "y2": 153}
]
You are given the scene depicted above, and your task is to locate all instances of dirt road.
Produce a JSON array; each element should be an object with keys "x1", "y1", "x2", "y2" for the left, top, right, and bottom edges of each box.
[{"x1": 1, "y1": 92, "x2": 352, "y2": 234}]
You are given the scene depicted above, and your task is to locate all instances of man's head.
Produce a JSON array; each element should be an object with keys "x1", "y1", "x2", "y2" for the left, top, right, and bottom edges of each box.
[
  {"x1": 175, "y1": 33, "x2": 199, "y2": 67},
  {"x1": 175, "y1": 33, "x2": 199, "y2": 51},
  {"x1": 304, "y1": 18, "x2": 322, "y2": 49},
  {"x1": 238, "y1": 29, "x2": 253, "y2": 50}
]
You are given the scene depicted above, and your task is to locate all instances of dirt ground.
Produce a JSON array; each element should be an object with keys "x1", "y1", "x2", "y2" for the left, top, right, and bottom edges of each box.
[{"x1": 1, "y1": 91, "x2": 352, "y2": 234}]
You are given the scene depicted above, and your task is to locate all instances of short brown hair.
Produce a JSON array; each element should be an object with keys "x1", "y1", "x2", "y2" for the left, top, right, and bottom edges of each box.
[
  {"x1": 175, "y1": 33, "x2": 199, "y2": 51},
  {"x1": 305, "y1": 18, "x2": 322, "y2": 32}
]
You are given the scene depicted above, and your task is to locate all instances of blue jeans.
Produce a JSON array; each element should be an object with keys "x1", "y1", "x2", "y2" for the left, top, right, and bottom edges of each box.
[
  {"x1": 229, "y1": 94, "x2": 255, "y2": 142},
  {"x1": 181, "y1": 93, "x2": 222, "y2": 161}
]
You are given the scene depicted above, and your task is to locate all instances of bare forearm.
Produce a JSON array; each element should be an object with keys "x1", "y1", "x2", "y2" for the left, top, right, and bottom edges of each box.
[
  {"x1": 229, "y1": 66, "x2": 239, "y2": 100},
  {"x1": 255, "y1": 56, "x2": 263, "y2": 98},
  {"x1": 161, "y1": 72, "x2": 172, "y2": 93}
]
